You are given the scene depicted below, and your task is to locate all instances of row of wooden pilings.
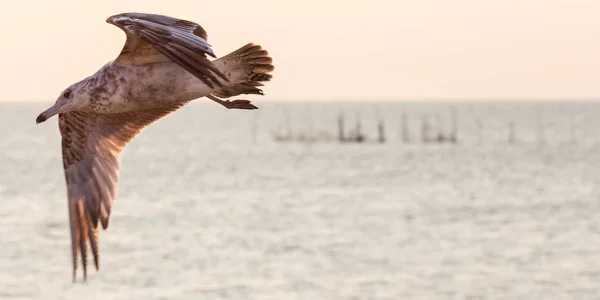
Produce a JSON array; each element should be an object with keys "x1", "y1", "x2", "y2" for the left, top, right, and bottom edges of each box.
[{"x1": 273, "y1": 107, "x2": 580, "y2": 145}]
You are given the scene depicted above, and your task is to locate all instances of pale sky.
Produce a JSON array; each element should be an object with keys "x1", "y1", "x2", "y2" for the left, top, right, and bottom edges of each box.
[{"x1": 1, "y1": 0, "x2": 599, "y2": 101}]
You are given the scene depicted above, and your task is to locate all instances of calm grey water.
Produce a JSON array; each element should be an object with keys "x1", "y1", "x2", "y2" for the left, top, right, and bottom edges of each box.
[{"x1": 1, "y1": 101, "x2": 599, "y2": 299}]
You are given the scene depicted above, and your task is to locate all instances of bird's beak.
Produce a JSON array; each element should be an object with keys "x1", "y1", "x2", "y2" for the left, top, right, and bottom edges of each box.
[{"x1": 36, "y1": 103, "x2": 62, "y2": 124}]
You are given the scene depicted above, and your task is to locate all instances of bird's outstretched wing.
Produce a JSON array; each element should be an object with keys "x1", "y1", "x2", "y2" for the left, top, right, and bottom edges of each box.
[
  {"x1": 59, "y1": 103, "x2": 185, "y2": 281},
  {"x1": 107, "y1": 12, "x2": 227, "y2": 88}
]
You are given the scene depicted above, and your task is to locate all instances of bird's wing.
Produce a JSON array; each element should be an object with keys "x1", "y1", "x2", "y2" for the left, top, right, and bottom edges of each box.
[
  {"x1": 59, "y1": 103, "x2": 185, "y2": 281},
  {"x1": 107, "y1": 12, "x2": 227, "y2": 88}
]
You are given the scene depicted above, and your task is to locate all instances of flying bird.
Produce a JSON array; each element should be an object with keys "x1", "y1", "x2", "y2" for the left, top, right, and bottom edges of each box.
[{"x1": 35, "y1": 12, "x2": 274, "y2": 281}]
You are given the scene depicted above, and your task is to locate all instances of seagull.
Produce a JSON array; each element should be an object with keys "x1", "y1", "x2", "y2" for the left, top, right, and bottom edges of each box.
[{"x1": 35, "y1": 12, "x2": 274, "y2": 281}]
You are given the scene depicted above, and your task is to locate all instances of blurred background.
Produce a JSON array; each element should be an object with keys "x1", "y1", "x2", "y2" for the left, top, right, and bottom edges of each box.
[{"x1": 1, "y1": 0, "x2": 600, "y2": 299}]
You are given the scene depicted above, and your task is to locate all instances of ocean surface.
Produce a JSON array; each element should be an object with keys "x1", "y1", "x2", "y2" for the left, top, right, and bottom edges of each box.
[{"x1": 1, "y1": 100, "x2": 599, "y2": 299}]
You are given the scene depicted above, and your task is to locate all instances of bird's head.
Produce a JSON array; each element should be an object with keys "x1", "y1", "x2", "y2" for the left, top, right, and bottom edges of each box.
[{"x1": 36, "y1": 83, "x2": 88, "y2": 124}]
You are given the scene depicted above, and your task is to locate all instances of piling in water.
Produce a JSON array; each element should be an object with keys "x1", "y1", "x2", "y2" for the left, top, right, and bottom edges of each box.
[
  {"x1": 378, "y1": 120, "x2": 385, "y2": 144},
  {"x1": 401, "y1": 112, "x2": 410, "y2": 143},
  {"x1": 508, "y1": 121, "x2": 516, "y2": 144},
  {"x1": 354, "y1": 117, "x2": 365, "y2": 143},
  {"x1": 338, "y1": 114, "x2": 346, "y2": 142},
  {"x1": 435, "y1": 114, "x2": 445, "y2": 143},
  {"x1": 421, "y1": 116, "x2": 429, "y2": 143}
]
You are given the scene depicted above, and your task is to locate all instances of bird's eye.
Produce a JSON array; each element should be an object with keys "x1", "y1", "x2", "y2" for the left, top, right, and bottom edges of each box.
[{"x1": 63, "y1": 89, "x2": 72, "y2": 98}]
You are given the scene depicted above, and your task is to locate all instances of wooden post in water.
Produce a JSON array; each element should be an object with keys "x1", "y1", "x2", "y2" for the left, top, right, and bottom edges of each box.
[
  {"x1": 508, "y1": 121, "x2": 516, "y2": 144},
  {"x1": 435, "y1": 114, "x2": 444, "y2": 143},
  {"x1": 355, "y1": 116, "x2": 365, "y2": 143},
  {"x1": 421, "y1": 116, "x2": 428, "y2": 143},
  {"x1": 401, "y1": 111, "x2": 410, "y2": 143},
  {"x1": 337, "y1": 113, "x2": 345, "y2": 142},
  {"x1": 378, "y1": 120, "x2": 385, "y2": 143}
]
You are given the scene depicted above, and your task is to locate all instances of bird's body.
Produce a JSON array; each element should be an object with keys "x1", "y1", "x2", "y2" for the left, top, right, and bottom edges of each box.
[
  {"x1": 36, "y1": 12, "x2": 273, "y2": 281},
  {"x1": 73, "y1": 60, "x2": 211, "y2": 113}
]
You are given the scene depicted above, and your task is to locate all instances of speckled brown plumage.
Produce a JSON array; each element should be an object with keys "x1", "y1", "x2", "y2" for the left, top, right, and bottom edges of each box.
[
  {"x1": 211, "y1": 43, "x2": 274, "y2": 99},
  {"x1": 36, "y1": 12, "x2": 274, "y2": 282},
  {"x1": 108, "y1": 13, "x2": 226, "y2": 88},
  {"x1": 59, "y1": 103, "x2": 186, "y2": 281}
]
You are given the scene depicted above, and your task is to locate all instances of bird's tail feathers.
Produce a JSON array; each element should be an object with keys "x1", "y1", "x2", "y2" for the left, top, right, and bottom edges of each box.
[{"x1": 211, "y1": 43, "x2": 274, "y2": 98}]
